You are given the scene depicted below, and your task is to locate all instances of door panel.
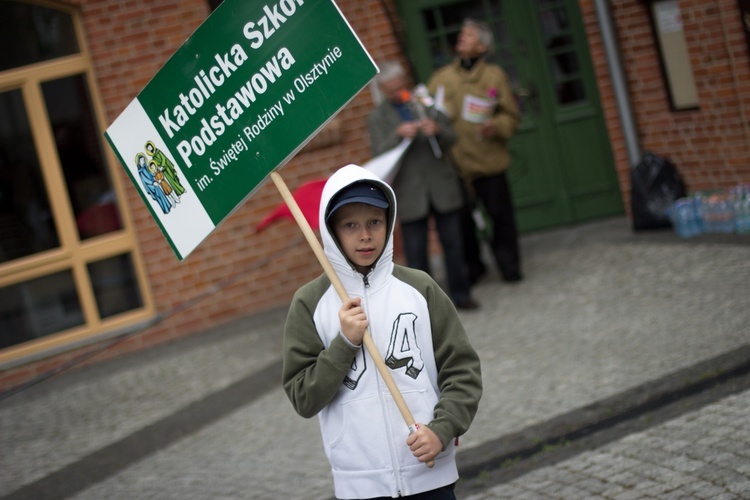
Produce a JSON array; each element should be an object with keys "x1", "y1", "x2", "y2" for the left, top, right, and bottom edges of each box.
[{"x1": 396, "y1": 0, "x2": 623, "y2": 232}]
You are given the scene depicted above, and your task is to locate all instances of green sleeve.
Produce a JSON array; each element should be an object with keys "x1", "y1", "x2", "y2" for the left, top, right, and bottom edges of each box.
[
  {"x1": 428, "y1": 288, "x2": 483, "y2": 448},
  {"x1": 393, "y1": 267, "x2": 483, "y2": 448},
  {"x1": 282, "y1": 278, "x2": 360, "y2": 418}
]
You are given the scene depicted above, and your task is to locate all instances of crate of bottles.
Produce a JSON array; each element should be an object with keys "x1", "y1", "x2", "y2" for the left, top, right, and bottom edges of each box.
[{"x1": 667, "y1": 184, "x2": 750, "y2": 238}]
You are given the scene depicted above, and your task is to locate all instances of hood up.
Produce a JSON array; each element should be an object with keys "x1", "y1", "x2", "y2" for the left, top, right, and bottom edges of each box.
[{"x1": 318, "y1": 164, "x2": 397, "y2": 291}]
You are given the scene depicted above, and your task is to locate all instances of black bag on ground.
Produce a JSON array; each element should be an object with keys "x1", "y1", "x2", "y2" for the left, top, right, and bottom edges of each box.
[{"x1": 631, "y1": 151, "x2": 686, "y2": 230}]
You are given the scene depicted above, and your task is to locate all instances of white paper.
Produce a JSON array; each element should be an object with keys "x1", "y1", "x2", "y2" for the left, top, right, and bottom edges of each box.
[
  {"x1": 362, "y1": 139, "x2": 413, "y2": 184},
  {"x1": 655, "y1": 0, "x2": 683, "y2": 34},
  {"x1": 461, "y1": 94, "x2": 495, "y2": 124}
]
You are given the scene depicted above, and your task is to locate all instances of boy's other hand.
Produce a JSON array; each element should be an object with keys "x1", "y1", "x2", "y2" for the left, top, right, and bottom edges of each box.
[
  {"x1": 406, "y1": 423, "x2": 442, "y2": 463},
  {"x1": 339, "y1": 297, "x2": 367, "y2": 346}
]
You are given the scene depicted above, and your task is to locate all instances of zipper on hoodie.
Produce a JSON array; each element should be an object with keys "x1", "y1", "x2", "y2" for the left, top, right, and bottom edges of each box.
[{"x1": 361, "y1": 270, "x2": 404, "y2": 494}]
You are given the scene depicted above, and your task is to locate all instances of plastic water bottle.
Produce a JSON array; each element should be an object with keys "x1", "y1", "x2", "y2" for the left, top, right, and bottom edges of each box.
[
  {"x1": 701, "y1": 193, "x2": 735, "y2": 234},
  {"x1": 732, "y1": 185, "x2": 750, "y2": 234},
  {"x1": 669, "y1": 198, "x2": 701, "y2": 238}
]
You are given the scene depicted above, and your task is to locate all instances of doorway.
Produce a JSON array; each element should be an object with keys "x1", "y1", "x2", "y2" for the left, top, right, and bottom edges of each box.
[{"x1": 396, "y1": 0, "x2": 623, "y2": 231}]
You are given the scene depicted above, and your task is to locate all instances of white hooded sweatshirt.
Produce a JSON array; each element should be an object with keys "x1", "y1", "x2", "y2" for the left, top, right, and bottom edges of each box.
[{"x1": 282, "y1": 165, "x2": 482, "y2": 499}]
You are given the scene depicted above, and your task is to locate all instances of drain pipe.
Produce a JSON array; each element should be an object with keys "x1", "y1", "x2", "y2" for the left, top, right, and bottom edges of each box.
[{"x1": 594, "y1": 0, "x2": 642, "y2": 167}]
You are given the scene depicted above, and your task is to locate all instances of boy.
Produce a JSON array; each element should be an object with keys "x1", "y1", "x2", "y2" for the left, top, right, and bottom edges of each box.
[{"x1": 282, "y1": 164, "x2": 482, "y2": 499}]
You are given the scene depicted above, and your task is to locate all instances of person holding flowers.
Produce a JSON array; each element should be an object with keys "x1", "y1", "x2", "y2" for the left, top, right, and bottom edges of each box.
[{"x1": 368, "y1": 60, "x2": 478, "y2": 310}]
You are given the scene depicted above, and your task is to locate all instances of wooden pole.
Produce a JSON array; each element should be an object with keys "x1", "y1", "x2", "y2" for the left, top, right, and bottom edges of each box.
[{"x1": 270, "y1": 171, "x2": 434, "y2": 468}]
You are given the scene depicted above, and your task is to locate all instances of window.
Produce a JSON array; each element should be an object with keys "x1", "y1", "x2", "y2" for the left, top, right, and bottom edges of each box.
[
  {"x1": 415, "y1": 1, "x2": 518, "y2": 84},
  {"x1": 0, "y1": 1, "x2": 153, "y2": 365},
  {"x1": 536, "y1": 0, "x2": 586, "y2": 106}
]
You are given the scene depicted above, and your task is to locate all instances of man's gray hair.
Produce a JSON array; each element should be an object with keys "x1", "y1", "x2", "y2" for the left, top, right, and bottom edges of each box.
[
  {"x1": 463, "y1": 18, "x2": 495, "y2": 55},
  {"x1": 375, "y1": 60, "x2": 406, "y2": 87}
]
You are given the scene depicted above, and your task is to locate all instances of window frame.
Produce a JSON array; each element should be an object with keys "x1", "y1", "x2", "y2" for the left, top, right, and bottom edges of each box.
[{"x1": 0, "y1": 1, "x2": 155, "y2": 368}]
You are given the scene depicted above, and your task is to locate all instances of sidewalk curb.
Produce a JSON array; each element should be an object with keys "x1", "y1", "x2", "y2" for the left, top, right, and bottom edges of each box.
[{"x1": 456, "y1": 344, "x2": 750, "y2": 478}]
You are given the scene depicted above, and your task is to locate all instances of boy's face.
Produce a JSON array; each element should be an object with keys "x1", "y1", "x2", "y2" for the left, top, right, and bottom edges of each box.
[{"x1": 330, "y1": 202, "x2": 388, "y2": 275}]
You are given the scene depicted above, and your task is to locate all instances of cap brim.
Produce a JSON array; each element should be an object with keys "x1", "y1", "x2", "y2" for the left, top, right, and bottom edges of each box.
[{"x1": 326, "y1": 196, "x2": 389, "y2": 221}]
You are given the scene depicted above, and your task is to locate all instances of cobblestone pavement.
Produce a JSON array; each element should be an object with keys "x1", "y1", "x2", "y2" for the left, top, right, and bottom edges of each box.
[
  {"x1": 1, "y1": 217, "x2": 748, "y2": 499},
  {"x1": 462, "y1": 388, "x2": 750, "y2": 499}
]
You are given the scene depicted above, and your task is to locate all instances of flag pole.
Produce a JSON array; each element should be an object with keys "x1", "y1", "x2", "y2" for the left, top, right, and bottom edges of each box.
[{"x1": 270, "y1": 171, "x2": 434, "y2": 468}]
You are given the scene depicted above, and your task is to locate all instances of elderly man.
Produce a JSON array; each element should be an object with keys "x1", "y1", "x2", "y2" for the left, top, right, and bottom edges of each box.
[{"x1": 428, "y1": 19, "x2": 523, "y2": 284}]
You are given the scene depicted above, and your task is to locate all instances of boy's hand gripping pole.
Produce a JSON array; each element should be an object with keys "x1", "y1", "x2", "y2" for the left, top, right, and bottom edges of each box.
[{"x1": 271, "y1": 172, "x2": 435, "y2": 468}]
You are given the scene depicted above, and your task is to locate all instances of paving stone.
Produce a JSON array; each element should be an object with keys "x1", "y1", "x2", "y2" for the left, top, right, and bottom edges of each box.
[
  {"x1": 2, "y1": 218, "x2": 749, "y2": 499},
  {"x1": 474, "y1": 390, "x2": 750, "y2": 499}
]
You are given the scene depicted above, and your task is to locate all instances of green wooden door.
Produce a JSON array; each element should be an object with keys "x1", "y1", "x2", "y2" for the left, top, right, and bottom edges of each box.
[{"x1": 396, "y1": 0, "x2": 623, "y2": 231}]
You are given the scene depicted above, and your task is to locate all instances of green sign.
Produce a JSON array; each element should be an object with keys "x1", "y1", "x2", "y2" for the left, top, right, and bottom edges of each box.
[{"x1": 105, "y1": 0, "x2": 377, "y2": 259}]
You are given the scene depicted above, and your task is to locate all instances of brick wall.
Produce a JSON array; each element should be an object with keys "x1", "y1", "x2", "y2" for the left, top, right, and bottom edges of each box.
[
  {"x1": 83, "y1": 0, "x2": 747, "y2": 356},
  {"x1": 0, "y1": 0, "x2": 406, "y2": 390},
  {"x1": 83, "y1": 0, "x2": 408, "y2": 337},
  {"x1": 3, "y1": 0, "x2": 748, "y2": 391},
  {"x1": 581, "y1": 0, "x2": 750, "y2": 215}
]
